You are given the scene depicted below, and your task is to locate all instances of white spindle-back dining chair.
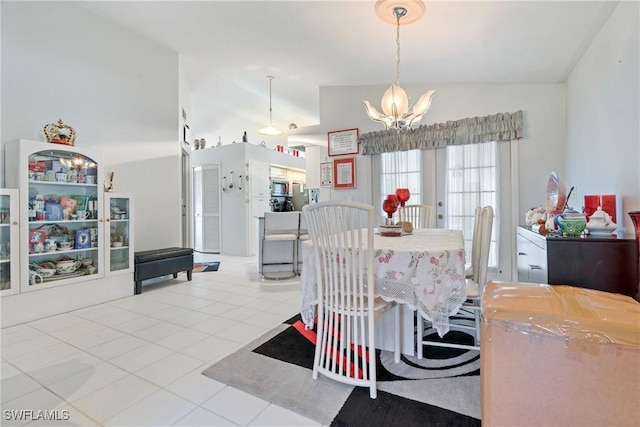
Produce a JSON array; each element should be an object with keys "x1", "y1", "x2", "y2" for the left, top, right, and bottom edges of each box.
[
  {"x1": 400, "y1": 204, "x2": 436, "y2": 229},
  {"x1": 303, "y1": 201, "x2": 400, "y2": 399},
  {"x1": 417, "y1": 205, "x2": 493, "y2": 355}
]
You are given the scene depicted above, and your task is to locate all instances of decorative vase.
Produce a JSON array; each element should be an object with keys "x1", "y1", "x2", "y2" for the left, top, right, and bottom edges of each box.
[{"x1": 628, "y1": 211, "x2": 640, "y2": 301}]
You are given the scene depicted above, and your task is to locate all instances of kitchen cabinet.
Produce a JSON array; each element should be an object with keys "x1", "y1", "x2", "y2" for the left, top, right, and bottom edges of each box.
[
  {"x1": 270, "y1": 166, "x2": 288, "y2": 180},
  {"x1": 516, "y1": 226, "x2": 638, "y2": 299},
  {"x1": 250, "y1": 160, "x2": 271, "y2": 198},
  {"x1": 288, "y1": 170, "x2": 306, "y2": 184},
  {"x1": 0, "y1": 189, "x2": 19, "y2": 296},
  {"x1": 1, "y1": 139, "x2": 134, "y2": 326}
]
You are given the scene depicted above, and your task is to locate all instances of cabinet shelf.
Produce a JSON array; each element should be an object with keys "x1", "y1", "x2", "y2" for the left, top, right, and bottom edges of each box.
[
  {"x1": 28, "y1": 180, "x2": 97, "y2": 187},
  {"x1": 29, "y1": 248, "x2": 98, "y2": 257},
  {"x1": 29, "y1": 219, "x2": 99, "y2": 225},
  {"x1": 110, "y1": 245, "x2": 130, "y2": 250}
]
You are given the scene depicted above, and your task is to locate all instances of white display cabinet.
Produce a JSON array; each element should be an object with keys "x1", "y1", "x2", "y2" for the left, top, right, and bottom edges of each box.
[
  {"x1": 4, "y1": 139, "x2": 104, "y2": 291},
  {"x1": 0, "y1": 189, "x2": 20, "y2": 296},
  {"x1": 2, "y1": 139, "x2": 134, "y2": 327},
  {"x1": 105, "y1": 193, "x2": 134, "y2": 275}
]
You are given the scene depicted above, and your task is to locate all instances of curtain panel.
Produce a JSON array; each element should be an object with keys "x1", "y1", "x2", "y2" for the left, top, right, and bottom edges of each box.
[{"x1": 358, "y1": 110, "x2": 524, "y2": 155}]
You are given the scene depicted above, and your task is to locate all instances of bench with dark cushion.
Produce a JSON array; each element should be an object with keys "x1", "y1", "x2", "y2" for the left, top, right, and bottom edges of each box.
[{"x1": 134, "y1": 247, "x2": 193, "y2": 294}]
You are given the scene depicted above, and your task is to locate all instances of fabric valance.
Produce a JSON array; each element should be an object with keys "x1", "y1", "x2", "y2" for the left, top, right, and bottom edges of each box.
[{"x1": 358, "y1": 110, "x2": 524, "y2": 155}]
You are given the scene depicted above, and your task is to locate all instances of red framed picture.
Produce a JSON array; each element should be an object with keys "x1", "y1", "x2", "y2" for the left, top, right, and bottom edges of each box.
[
  {"x1": 333, "y1": 157, "x2": 356, "y2": 189},
  {"x1": 328, "y1": 128, "x2": 359, "y2": 156}
]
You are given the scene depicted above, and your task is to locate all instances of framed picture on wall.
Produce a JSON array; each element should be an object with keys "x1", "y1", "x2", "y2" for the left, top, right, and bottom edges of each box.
[
  {"x1": 333, "y1": 157, "x2": 356, "y2": 189},
  {"x1": 328, "y1": 128, "x2": 359, "y2": 156},
  {"x1": 320, "y1": 162, "x2": 333, "y2": 187}
]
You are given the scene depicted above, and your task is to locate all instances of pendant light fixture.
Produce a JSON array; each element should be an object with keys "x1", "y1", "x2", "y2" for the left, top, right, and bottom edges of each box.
[
  {"x1": 258, "y1": 75, "x2": 284, "y2": 136},
  {"x1": 363, "y1": 0, "x2": 436, "y2": 131}
]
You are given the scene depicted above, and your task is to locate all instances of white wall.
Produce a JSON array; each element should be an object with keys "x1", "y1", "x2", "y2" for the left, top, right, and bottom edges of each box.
[
  {"x1": 302, "y1": 83, "x2": 566, "y2": 218},
  {"x1": 566, "y1": 1, "x2": 640, "y2": 234},
  {"x1": 191, "y1": 144, "x2": 304, "y2": 255},
  {"x1": 1, "y1": 2, "x2": 182, "y2": 250}
]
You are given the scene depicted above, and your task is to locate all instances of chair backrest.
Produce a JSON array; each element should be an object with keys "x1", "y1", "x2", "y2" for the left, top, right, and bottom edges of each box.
[
  {"x1": 264, "y1": 211, "x2": 300, "y2": 236},
  {"x1": 302, "y1": 201, "x2": 376, "y2": 383},
  {"x1": 470, "y1": 206, "x2": 483, "y2": 273},
  {"x1": 298, "y1": 209, "x2": 308, "y2": 236},
  {"x1": 401, "y1": 204, "x2": 436, "y2": 228},
  {"x1": 473, "y1": 206, "x2": 494, "y2": 290}
]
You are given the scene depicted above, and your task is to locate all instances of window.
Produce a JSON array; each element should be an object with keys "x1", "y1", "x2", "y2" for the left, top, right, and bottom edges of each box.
[
  {"x1": 380, "y1": 149, "x2": 422, "y2": 205},
  {"x1": 445, "y1": 142, "x2": 498, "y2": 268}
]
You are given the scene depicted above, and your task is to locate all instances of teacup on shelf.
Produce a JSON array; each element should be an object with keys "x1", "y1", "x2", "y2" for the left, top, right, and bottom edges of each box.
[
  {"x1": 56, "y1": 259, "x2": 81, "y2": 274},
  {"x1": 59, "y1": 241, "x2": 74, "y2": 250}
]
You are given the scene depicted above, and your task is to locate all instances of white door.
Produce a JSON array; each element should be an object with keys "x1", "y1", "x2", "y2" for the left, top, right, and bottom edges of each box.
[
  {"x1": 193, "y1": 164, "x2": 221, "y2": 253},
  {"x1": 431, "y1": 142, "x2": 514, "y2": 281}
]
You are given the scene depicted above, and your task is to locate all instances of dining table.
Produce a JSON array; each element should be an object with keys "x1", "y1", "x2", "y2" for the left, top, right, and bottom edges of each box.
[{"x1": 300, "y1": 228, "x2": 467, "y2": 355}]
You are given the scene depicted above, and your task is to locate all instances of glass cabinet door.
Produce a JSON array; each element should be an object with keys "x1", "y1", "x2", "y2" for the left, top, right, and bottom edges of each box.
[
  {"x1": 26, "y1": 149, "x2": 100, "y2": 289},
  {"x1": 0, "y1": 189, "x2": 19, "y2": 296},
  {"x1": 106, "y1": 193, "x2": 133, "y2": 274}
]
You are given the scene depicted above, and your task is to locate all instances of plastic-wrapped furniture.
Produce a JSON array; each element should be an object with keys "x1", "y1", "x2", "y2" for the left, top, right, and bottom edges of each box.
[{"x1": 481, "y1": 281, "x2": 640, "y2": 426}]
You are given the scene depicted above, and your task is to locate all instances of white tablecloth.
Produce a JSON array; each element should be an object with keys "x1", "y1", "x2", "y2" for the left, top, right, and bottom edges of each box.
[{"x1": 301, "y1": 228, "x2": 467, "y2": 337}]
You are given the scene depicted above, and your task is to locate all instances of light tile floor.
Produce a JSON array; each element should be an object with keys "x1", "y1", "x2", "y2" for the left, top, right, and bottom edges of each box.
[{"x1": 1, "y1": 254, "x2": 321, "y2": 427}]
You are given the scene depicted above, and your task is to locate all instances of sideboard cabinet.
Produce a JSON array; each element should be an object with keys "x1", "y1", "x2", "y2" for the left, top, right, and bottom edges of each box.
[{"x1": 516, "y1": 226, "x2": 638, "y2": 299}]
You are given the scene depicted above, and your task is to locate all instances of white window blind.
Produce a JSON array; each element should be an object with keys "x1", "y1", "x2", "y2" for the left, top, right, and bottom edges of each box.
[{"x1": 445, "y1": 142, "x2": 498, "y2": 268}]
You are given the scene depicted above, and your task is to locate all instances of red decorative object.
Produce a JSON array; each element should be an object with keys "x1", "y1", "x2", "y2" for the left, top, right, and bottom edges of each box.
[
  {"x1": 44, "y1": 119, "x2": 76, "y2": 146},
  {"x1": 382, "y1": 195, "x2": 398, "y2": 219},
  {"x1": 601, "y1": 194, "x2": 617, "y2": 224},
  {"x1": 395, "y1": 188, "x2": 410, "y2": 207}
]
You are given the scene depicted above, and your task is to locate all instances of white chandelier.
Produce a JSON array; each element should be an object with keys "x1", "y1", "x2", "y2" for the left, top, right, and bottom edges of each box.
[
  {"x1": 258, "y1": 75, "x2": 284, "y2": 136},
  {"x1": 363, "y1": 0, "x2": 436, "y2": 131}
]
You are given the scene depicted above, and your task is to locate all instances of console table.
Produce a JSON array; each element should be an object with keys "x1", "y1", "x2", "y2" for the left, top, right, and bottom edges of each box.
[{"x1": 516, "y1": 226, "x2": 638, "y2": 300}]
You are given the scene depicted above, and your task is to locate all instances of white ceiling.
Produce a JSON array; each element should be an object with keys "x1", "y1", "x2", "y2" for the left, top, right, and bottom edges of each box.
[{"x1": 79, "y1": 0, "x2": 618, "y2": 142}]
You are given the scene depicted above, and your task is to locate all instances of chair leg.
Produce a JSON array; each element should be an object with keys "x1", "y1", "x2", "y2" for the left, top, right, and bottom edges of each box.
[
  {"x1": 394, "y1": 303, "x2": 400, "y2": 363},
  {"x1": 474, "y1": 309, "x2": 481, "y2": 346},
  {"x1": 261, "y1": 239, "x2": 297, "y2": 280},
  {"x1": 416, "y1": 313, "x2": 423, "y2": 359}
]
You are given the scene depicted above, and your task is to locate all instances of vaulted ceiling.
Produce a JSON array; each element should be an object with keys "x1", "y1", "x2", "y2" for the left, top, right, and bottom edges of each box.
[{"x1": 80, "y1": 1, "x2": 618, "y2": 142}]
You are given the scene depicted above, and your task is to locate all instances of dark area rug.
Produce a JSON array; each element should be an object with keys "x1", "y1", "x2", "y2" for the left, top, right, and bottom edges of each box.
[
  {"x1": 193, "y1": 261, "x2": 220, "y2": 272},
  {"x1": 202, "y1": 314, "x2": 480, "y2": 426}
]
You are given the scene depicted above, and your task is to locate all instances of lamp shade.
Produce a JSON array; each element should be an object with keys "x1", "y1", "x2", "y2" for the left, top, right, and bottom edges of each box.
[
  {"x1": 258, "y1": 125, "x2": 284, "y2": 136},
  {"x1": 381, "y1": 84, "x2": 409, "y2": 118}
]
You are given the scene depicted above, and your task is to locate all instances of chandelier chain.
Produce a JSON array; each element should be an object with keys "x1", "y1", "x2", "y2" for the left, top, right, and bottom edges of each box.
[
  {"x1": 394, "y1": 7, "x2": 407, "y2": 86},
  {"x1": 268, "y1": 76, "x2": 274, "y2": 123},
  {"x1": 396, "y1": 14, "x2": 401, "y2": 86}
]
